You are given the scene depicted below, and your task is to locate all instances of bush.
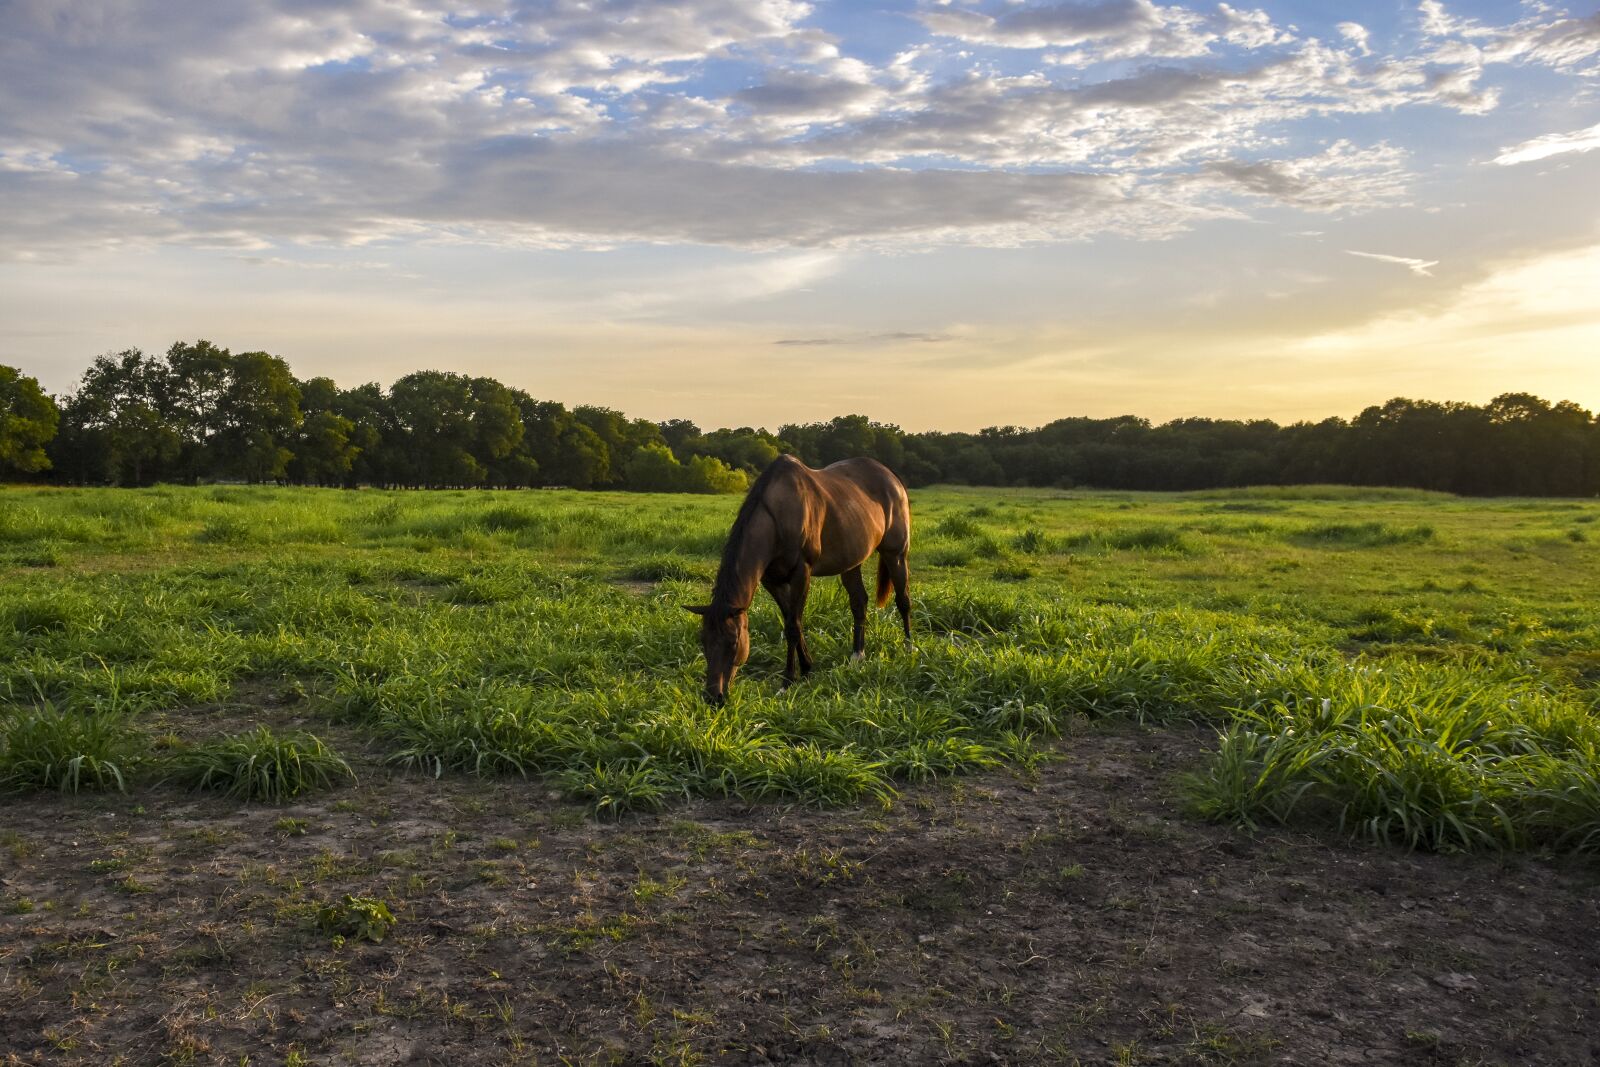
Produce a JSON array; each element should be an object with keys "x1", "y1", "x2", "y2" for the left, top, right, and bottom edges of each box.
[
  {"x1": 623, "y1": 448, "x2": 748, "y2": 494},
  {"x1": 680, "y1": 454, "x2": 747, "y2": 494}
]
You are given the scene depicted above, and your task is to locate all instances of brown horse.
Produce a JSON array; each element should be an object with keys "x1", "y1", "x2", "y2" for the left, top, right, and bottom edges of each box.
[{"x1": 686, "y1": 454, "x2": 912, "y2": 706}]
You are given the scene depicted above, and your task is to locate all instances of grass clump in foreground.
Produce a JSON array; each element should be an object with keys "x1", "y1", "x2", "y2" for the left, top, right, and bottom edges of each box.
[
  {"x1": 0, "y1": 707, "x2": 141, "y2": 794},
  {"x1": 1, "y1": 483, "x2": 1598, "y2": 852},
  {"x1": 1185, "y1": 668, "x2": 1600, "y2": 852},
  {"x1": 170, "y1": 727, "x2": 353, "y2": 802}
]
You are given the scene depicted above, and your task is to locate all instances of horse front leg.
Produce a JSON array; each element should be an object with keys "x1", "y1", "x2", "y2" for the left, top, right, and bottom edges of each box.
[
  {"x1": 763, "y1": 575, "x2": 800, "y2": 686},
  {"x1": 788, "y1": 565, "x2": 814, "y2": 677}
]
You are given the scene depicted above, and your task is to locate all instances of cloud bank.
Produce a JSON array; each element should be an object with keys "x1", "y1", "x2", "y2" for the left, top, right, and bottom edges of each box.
[{"x1": 2, "y1": 0, "x2": 1600, "y2": 259}]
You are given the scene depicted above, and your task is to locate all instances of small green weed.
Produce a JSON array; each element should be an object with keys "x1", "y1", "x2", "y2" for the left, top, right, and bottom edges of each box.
[{"x1": 316, "y1": 895, "x2": 396, "y2": 943}]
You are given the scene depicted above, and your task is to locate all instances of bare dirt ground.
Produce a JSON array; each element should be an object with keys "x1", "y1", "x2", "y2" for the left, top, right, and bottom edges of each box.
[{"x1": 2, "y1": 715, "x2": 1597, "y2": 1066}]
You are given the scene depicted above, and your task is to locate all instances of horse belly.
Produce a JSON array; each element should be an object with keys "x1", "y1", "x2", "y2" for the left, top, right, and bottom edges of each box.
[{"x1": 810, "y1": 517, "x2": 880, "y2": 576}]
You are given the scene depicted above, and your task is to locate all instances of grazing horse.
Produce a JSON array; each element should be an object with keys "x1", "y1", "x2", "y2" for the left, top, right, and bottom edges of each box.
[{"x1": 686, "y1": 454, "x2": 912, "y2": 706}]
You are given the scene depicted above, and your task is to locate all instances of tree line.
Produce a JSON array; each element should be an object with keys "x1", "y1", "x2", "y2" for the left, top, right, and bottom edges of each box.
[{"x1": 2, "y1": 341, "x2": 1597, "y2": 496}]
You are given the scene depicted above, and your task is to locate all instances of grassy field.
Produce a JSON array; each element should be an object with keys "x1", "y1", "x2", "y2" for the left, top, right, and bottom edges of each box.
[
  {"x1": 3, "y1": 483, "x2": 1598, "y2": 850},
  {"x1": 6, "y1": 482, "x2": 1600, "y2": 1064}
]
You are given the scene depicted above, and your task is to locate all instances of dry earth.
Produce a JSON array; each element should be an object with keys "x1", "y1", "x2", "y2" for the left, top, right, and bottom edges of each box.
[{"x1": 2, "y1": 714, "x2": 1598, "y2": 1066}]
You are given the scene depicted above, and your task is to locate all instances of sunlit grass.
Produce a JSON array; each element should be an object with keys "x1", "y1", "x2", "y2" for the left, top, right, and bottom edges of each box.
[{"x1": 1, "y1": 483, "x2": 1597, "y2": 849}]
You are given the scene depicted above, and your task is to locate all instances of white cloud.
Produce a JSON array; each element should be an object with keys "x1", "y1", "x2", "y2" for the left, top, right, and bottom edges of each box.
[
  {"x1": 1344, "y1": 250, "x2": 1439, "y2": 276},
  {"x1": 918, "y1": 0, "x2": 1200, "y2": 53},
  {"x1": 0, "y1": 0, "x2": 1597, "y2": 259},
  {"x1": 1190, "y1": 141, "x2": 1412, "y2": 215},
  {"x1": 1337, "y1": 21, "x2": 1371, "y2": 55},
  {"x1": 595, "y1": 252, "x2": 842, "y2": 315},
  {"x1": 1493, "y1": 121, "x2": 1600, "y2": 165}
]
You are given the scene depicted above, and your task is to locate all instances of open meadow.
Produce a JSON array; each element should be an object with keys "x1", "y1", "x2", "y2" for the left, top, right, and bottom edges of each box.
[{"x1": 3, "y1": 484, "x2": 1599, "y2": 1064}]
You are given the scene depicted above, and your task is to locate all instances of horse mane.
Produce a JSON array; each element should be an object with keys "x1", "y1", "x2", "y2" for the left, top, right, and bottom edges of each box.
[{"x1": 710, "y1": 455, "x2": 794, "y2": 607}]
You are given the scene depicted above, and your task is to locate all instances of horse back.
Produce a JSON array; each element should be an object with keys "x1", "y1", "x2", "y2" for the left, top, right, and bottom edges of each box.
[{"x1": 790, "y1": 457, "x2": 909, "y2": 575}]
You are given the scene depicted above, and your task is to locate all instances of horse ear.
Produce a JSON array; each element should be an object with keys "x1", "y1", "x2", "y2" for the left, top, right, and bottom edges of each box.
[{"x1": 683, "y1": 604, "x2": 710, "y2": 616}]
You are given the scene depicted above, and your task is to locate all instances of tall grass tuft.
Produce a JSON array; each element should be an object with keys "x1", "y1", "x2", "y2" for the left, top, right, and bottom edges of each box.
[
  {"x1": 558, "y1": 762, "x2": 677, "y2": 817},
  {"x1": 170, "y1": 727, "x2": 354, "y2": 802},
  {"x1": 0, "y1": 708, "x2": 141, "y2": 794},
  {"x1": 1293, "y1": 522, "x2": 1435, "y2": 547},
  {"x1": 1188, "y1": 685, "x2": 1600, "y2": 852},
  {"x1": 1060, "y1": 525, "x2": 1195, "y2": 554}
]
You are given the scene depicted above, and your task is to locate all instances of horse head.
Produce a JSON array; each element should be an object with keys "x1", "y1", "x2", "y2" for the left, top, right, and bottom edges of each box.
[{"x1": 685, "y1": 603, "x2": 749, "y2": 706}]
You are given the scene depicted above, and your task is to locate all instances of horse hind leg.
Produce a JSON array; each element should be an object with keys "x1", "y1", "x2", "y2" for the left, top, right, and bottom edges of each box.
[
  {"x1": 888, "y1": 552, "x2": 912, "y2": 644},
  {"x1": 841, "y1": 566, "x2": 868, "y2": 661}
]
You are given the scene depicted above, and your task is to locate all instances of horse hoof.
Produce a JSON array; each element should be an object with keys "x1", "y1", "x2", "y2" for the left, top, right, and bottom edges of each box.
[{"x1": 850, "y1": 651, "x2": 865, "y2": 663}]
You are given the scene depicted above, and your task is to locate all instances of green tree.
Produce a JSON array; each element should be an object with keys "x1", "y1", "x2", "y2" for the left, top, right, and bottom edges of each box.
[
  {"x1": 164, "y1": 339, "x2": 233, "y2": 479},
  {"x1": 332, "y1": 383, "x2": 392, "y2": 487},
  {"x1": 0, "y1": 365, "x2": 59, "y2": 476},
  {"x1": 54, "y1": 349, "x2": 181, "y2": 485},
  {"x1": 214, "y1": 351, "x2": 302, "y2": 482},
  {"x1": 575, "y1": 405, "x2": 663, "y2": 483},
  {"x1": 467, "y1": 376, "x2": 525, "y2": 473},
  {"x1": 549, "y1": 421, "x2": 610, "y2": 488},
  {"x1": 288, "y1": 379, "x2": 361, "y2": 486},
  {"x1": 680, "y1": 427, "x2": 783, "y2": 473},
  {"x1": 389, "y1": 371, "x2": 482, "y2": 487}
]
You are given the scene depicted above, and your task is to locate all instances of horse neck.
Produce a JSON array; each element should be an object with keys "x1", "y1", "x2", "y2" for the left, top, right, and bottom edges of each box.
[{"x1": 710, "y1": 509, "x2": 772, "y2": 613}]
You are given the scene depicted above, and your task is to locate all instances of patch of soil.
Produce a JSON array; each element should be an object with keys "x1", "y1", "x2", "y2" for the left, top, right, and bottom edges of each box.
[
  {"x1": 2, "y1": 723, "x2": 1597, "y2": 1065},
  {"x1": 611, "y1": 578, "x2": 658, "y2": 598}
]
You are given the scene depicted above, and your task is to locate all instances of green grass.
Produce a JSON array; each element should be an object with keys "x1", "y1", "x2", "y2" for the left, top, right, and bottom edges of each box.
[
  {"x1": 0, "y1": 706, "x2": 141, "y2": 794},
  {"x1": 169, "y1": 727, "x2": 354, "y2": 802},
  {"x1": 1, "y1": 483, "x2": 1598, "y2": 852}
]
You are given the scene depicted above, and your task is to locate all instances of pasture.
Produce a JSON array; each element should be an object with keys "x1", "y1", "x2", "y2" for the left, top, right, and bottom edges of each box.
[{"x1": 2, "y1": 484, "x2": 1599, "y2": 1064}]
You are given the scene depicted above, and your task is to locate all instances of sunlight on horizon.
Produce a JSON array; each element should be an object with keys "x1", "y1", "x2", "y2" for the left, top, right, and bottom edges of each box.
[{"x1": 3, "y1": 0, "x2": 1598, "y2": 429}]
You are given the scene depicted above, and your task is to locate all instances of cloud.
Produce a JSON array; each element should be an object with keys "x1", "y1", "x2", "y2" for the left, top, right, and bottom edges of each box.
[
  {"x1": 1298, "y1": 242, "x2": 1600, "y2": 373},
  {"x1": 774, "y1": 331, "x2": 950, "y2": 346},
  {"x1": 734, "y1": 71, "x2": 881, "y2": 118},
  {"x1": 918, "y1": 0, "x2": 1222, "y2": 60},
  {"x1": 1, "y1": 0, "x2": 1598, "y2": 260},
  {"x1": 1337, "y1": 21, "x2": 1371, "y2": 55},
  {"x1": 416, "y1": 139, "x2": 1156, "y2": 247},
  {"x1": 1197, "y1": 142, "x2": 1411, "y2": 213},
  {"x1": 1493, "y1": 121, "x2": 1600, "y2": 166},
  {"x1": 1345, "y1": 250, "x2": 1439, "y2": 276},
  {"x1": 596, "y1": 252, "x2": 841, "y2": 315}
]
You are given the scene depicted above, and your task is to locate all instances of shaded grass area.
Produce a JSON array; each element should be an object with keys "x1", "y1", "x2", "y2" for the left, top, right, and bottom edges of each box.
[{"x1": 2, "y1": 484, "x2": 1598, "y2": 850}]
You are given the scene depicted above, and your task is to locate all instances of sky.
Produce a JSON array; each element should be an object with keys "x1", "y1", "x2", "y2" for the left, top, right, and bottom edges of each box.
[{"x1": 2, "y1": 0, "x2": 1598, "y2": 432}]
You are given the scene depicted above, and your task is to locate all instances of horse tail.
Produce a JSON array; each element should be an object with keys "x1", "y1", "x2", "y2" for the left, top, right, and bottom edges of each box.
[{"x1": 875, "y1": 553, "x2": 893, "y2": 609}]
